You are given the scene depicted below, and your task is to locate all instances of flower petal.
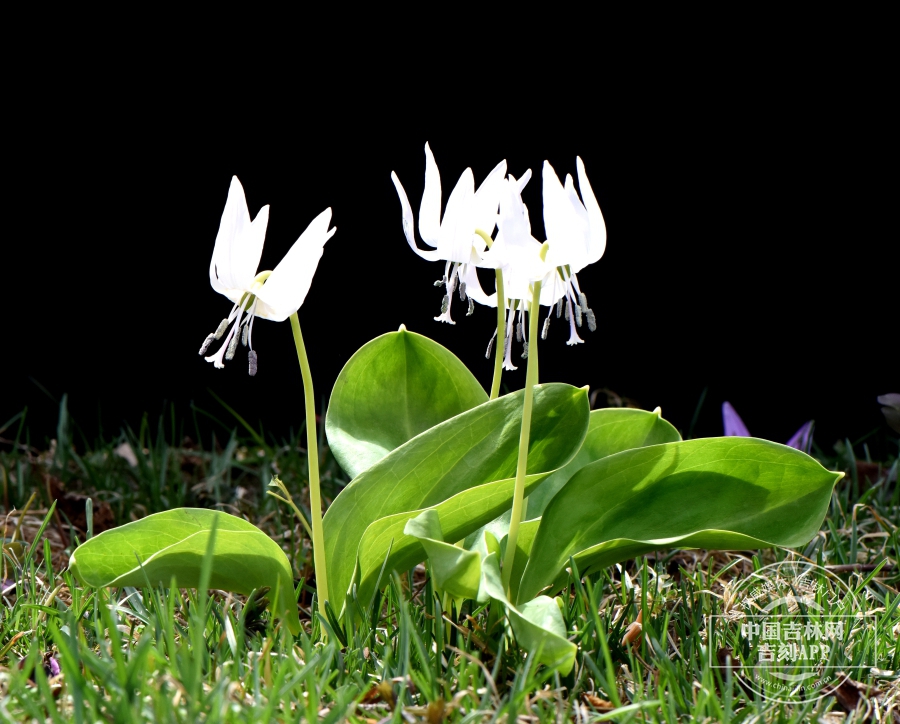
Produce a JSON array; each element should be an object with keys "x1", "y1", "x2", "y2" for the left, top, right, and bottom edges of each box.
[
  {"x1": 459, "y1": 263, "x2": 497, "y2": 308},
  {"x1": 418, "y1": 143, "x2": 442, "y2": 247},
  {"x1": 722, "y1": 402, "x2": 751, "y2": 438},
  {"x1": 210, "y1": 177, "x2": 269, "y2": 294},
  {"x1": 391, "y1": 171, "x2": 441, "y2": 262},
  {"x1": 210, "y1": 177, "x2": 248, "y2": 293},
  {"x1": 472, "y1": 159, "x2": 507, "y2": 236},
  {"x1": 786, "y1": 421, "x2": 814, "y2": 452},
  {"x1": 576, "y1": 157, "x2": 608, "y2": 264},
  {"x1": 254, "y1": 208, "x2": 335, "y2": 321},
  {"x1": 542, "y1": 162, "x2": 588, "y2": 271},
  {"x1": 438, "y1": 167, "x2": 475, "y2": 262}
]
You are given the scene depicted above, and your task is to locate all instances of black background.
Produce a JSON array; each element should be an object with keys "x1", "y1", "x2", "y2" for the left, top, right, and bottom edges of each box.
[{"x1": 3, "y1": 34, "x2": 895, "y2": 457}]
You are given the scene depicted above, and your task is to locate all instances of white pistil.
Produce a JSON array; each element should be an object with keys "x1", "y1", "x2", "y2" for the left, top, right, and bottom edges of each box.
[
  {"x1": 503, "y1": 306, "x2": 518, "y2": 371},
  {"x1": 566, "y1": 299, "x2": 584, "y2": 346}
]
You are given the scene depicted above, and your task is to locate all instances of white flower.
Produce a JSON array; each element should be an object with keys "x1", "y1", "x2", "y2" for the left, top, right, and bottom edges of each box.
[
  {"x1": 478, "y1": 157, "x2": 607, "y2": 358},
  {"x1": 199, "y1": 176, "x2": 336, "y2": 374},
  {"x1": 391, "y1": 143, "x2": 506, "y2": 323},
  {"x1": 540, "y1": 158, "x2": 607, "y2": 345}
]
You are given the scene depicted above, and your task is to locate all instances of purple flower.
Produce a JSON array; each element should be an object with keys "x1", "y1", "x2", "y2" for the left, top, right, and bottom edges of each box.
[{"x1": 722, "y1": 402, "x2": 814, "y2": 453}]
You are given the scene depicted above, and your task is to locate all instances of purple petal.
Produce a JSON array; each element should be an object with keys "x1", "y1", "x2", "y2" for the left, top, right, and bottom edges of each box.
[
  {"x1": 722, "y1": 402, "x2": 750, "y2": 437},
  {"x1": 46, "y1": 656, "x2": 61, "y2": 678},
  {"x1": 786, "y1": 421, "x2": 814, "y2": 453}
]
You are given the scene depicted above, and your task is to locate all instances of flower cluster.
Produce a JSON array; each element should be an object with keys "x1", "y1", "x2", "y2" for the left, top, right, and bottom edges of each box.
[{"x1": 392, "y1": 144, "x2": 607, "y2": 369}]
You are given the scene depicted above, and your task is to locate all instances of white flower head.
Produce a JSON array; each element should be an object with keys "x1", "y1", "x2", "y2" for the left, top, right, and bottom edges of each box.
[
  {"x1": 391, "y1": 143, "x2": 506, "y2": 323},
  {"x1": 479, "y1": 157, "x2": 607, "y2": 357},
  {"x1": 199, "y1": 176, "x2": 336, "y2": 374},
  {"x1": 540, "y1": 158, "x2": 606, "y2": 345}
]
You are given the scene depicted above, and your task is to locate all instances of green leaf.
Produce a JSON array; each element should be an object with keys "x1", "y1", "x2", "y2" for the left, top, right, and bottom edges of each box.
[
  {"x1": 519, "y1": 438, "x2": 842, "y2": 602},
  {"x1": 325, "y1": 328, "x2": 489, "y2": 479},
  {"x1": 526, "y1": 407, "x2": 681, "y2": 519},
  {"x1": 404, "y1": 510, "x2": 574, "y2": 673},
  {"x1": 68, "y1": 509, "x2": 300, "y2": 635},
  {"x1": 403, "y1": 510, "x2": 483, "y2": 600},
  {"x1": 480, "y1": 553, "x2": 576, "y2": 674},
  {"x1": 355, "y1": 473, "x2": 548, "y2": 606},
  {"x1": 324, "y1": 383, "x2": 590, "y2": 608}
]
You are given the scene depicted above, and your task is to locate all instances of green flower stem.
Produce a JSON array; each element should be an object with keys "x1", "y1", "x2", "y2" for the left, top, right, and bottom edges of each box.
[
  {"x1": 501, "y1": 279, "x2": 542, "y2": 594},
  {"x1": 289, "y1": 312, "x2": 330, "y2": 618},
  {"x1": 489, "y1": 270, "x2": 506, "y2": 400},
  {"x1": 474, "y1": 228, "x2": 505, "y2": 400}
]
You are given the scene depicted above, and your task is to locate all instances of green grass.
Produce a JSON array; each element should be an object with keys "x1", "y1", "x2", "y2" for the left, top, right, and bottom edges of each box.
[{"x1": 1, "y1": 399, "x2": 898, "y2": 722}]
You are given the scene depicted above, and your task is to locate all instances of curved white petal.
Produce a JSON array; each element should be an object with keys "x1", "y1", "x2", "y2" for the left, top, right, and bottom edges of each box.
[
  {"x1": 210, "y1": 177, "x2": 254, "y2": 294},
  {"x1": 472, "y1": 159, "x2": 507, "y2": 236},
  {"x1": 515, "y1": 168, "x2": 532, "y2": 194},
  {"x1": 232, "y1": 204, "x2": 269, "y2": 290},
  {"x1": 438, "y1": 168, "x2": 475, "y2": 262},
  {"x1": 254, "y1": 208, "x2": 335, "y2": 321},
  {"x1": 563, "y1": 174, "x2": 589, "y2": 230},
  {"x1": 418, "y1": 143, "x2": 442, "y2": 247},
  {"x1": 542, "y1": 162, "x2": 588, "y2": 271},
  {"x1": 391, "y1": 171, "x2": 441, "y2": 262},
  {"x1": 576, "y1": 157, "x2": 608, "y2": 264},
  {"x1": 459, "y1": 263, "x2": 497, "y2": 308}
]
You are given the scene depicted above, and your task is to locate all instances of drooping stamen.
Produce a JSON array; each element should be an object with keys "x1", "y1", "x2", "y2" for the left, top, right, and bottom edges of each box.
[
  {"x1": 516, "y1": 314, "x2": 523, "y2": 342},
  {"x1": 541, "y1": 315, "x2": 550, "y2": 340},
  {"x1": 446, "y1": 263, "x2": 459, "y2": 296},
  {"x1": 198, "y1": 334, "x2": 216, "y2": 355},
  {"x1": 579, "y1": 292, "x2": 589, "y2": 312},
  {"x1": 205, "y1": 297, "x2": 250, "y2": 369},
  {"x1": 434, "y1": 261, "x2": 458, "y2": 324},
  {"x1": 241, "y1": 325, "x2": 249, "y2": 347},
  {"x1": 434, "y1": 279, "x2": 445, "y2": 287},
  {"x1": 586, "y1": 309, "x2": 597, "y2": 332},
  {"x1": 458, "y1": 281, "x2": 467, "y2": 302},
  {"x1": 467, "y1": 297, "x2": 474, "y2": 316},
  {"x1": 564, "y1": 300, "x2": 571, "y2": 322},
  {"x1": 247, "y1": 298, "x2": 259, "y2": 349},
  {"x1": 214, "y1": 318, "x2": 229, "y2": 339},
  {"x1": 225, "y1": 332, "x2": 240, "y2": 361},
  {"x1": 556, "y1": 298, "x2": 563, "y2": 319},
  {"x1": 573, "y1": 300, "x2": 583, "y2": 328},
  {"x1": 248, "y1": 350, "x2": 258, "y2": 376},
  {"x1": 485, "y1": 329, "x2": 497, "y2": 359}
]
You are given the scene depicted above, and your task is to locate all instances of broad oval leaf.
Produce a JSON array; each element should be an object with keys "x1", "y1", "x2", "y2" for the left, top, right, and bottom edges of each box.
[
  {"x1": 527, "y1": 407, "x2": 681, "y2": 519},
  {"x1": 326, "y1": 329, "x2": 488, "y2": 479},
  {"x1": 68, "y1": 509, "x2": 300, "y2": 635},
  {"x1": 519, "y1": 438, "x2": 842, "y2": 602},
  {"x1": 323, "y1": 383, "x2": 590, "y2": 607}
]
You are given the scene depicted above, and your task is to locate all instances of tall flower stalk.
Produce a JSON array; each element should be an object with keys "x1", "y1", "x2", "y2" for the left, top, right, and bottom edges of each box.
[
  {"x1": 474, "y1": 228, "x2": 506, "y2": 400},
  {"x1": 290, "y1": 314, "x2": 330, "y2": 617},
  {"x1": 501, "y1": 267, "x2": 544, "y2": 593},
  {"x1": 201, "y1": 175, "x2": 336, "y2": 619}
]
